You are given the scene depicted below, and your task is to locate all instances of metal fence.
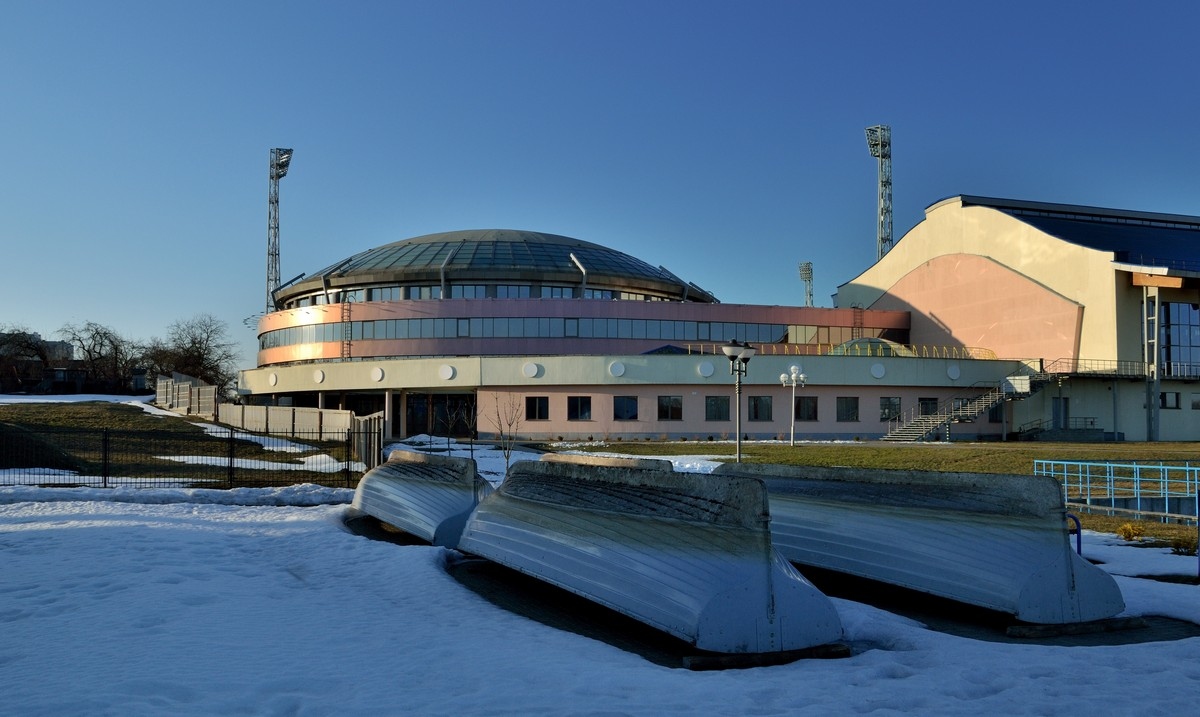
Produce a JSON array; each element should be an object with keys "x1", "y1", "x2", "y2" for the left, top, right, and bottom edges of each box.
[
  {"x1": 0, "y1": 425, "x2": 384, "y2": 490},
  {"x1": 1034, "y1": 459, "x2": 1200, "y2": 522}
]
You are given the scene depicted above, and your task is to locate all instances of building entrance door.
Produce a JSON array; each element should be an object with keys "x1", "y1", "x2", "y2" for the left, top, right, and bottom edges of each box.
[
  {"x1": 403, "y1": 393, "x2": 476, "y2": 438},
  {"x1": 1052, "y1": 396, "x2": 1070, "y2": 429}
]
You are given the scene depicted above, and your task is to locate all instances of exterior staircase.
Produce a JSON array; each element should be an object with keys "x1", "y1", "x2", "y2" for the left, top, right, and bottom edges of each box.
[{"x1": 881, "y1": 374, "x2": 1050, "y2": 442}]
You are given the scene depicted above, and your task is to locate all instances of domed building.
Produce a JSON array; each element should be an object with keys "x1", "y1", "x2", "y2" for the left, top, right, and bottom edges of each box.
[
  {"x1": 240, "y1": 195, "x2": 1200, "y2": 443},
  {"x1": 238, "y1": 227, "x2": 1029, "y2": 442}
]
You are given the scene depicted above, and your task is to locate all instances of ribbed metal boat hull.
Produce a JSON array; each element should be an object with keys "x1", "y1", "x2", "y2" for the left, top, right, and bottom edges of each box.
[
  {"x1": 717, "y1": 464, "x2": 1125, "y2": 624},
  {"x1": 351, "y1": 451, "x2": 491, "y2": 547},
  {"x1": 458, "y1": 455, "x2": 843, "y2": 654}
]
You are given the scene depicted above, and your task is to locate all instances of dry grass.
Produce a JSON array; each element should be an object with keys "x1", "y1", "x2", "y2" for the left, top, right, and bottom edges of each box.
[{"x1": 558, "y1": 438, "x2": 1200, "y2": 544}]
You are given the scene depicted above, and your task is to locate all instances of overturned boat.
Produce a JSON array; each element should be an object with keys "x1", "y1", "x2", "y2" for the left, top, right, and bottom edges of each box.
[
  {"x1": 348, "y1": 450, "x2": 492, "y2": 547},
  {"x1": 716, "y1": 463, "x2": 1125, "y2": 625},
  {"x1": 457, "y1": 454, "x2": 843, "y2": 655}
]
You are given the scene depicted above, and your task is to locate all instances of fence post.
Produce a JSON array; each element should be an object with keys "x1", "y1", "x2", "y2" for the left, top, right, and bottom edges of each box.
[
  {"x1": 227, "y1": 428, "x2": 236, "y2": 489},
  {"x1": 344, "y1": 432, "x2": 353, "y2": 488},
  {"x1": 101, "y1": 428, "x2": 110, "y2": 489}
]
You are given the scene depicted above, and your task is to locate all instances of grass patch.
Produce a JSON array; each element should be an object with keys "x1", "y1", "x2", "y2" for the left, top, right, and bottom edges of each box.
[
  {"x1": 556, "y1": 440, "x2": 1200, "y2": 476},
  {"x1": 0, "y1": 402, "x2": 357, "y2": 488},
  {"x1": 0, "y1": 422, "x2": 86, "y2": 472},
  {"x1": 556, "y1": 439, "x2": 1200, "y2": 543}
]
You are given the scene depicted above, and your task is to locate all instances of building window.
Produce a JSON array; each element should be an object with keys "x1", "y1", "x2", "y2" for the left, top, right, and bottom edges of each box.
[
  {"x1": 879, "y1": 397, "x2": 901, "y2": 421},
  {"x1": 657, "y1": 395, "x2": 683, "y2": 421},
  {"x1": 796, "y1": 395, "x2": 817, "y2": 421},
  {"x1": 748, "y1": 396, "x2": 772, "y2": 421},
  {"x1": 496, "y1": 285, "x2": 531, "y2": 298},
  {"x1": 1160, "y1": 392, "x2": 1181, "y2": 410},
  {"x1": 705, "y1": 396, "x2": 729, "y2": 421},
  {"x1": 526, "y1": 396, "x2": 549, "y2": 421},
  {"x1": 918, "y1": 397, "x2": 938, "y2": 415},
  {"x1": 614, "y1": 396, "x2": 638, "y2": 421},
  {"x1": 567, "y1": 396, "x2": 592, "y2": 420},
  {"x1": 836, "y1": 397, "x2": 859, "y2": 422}
]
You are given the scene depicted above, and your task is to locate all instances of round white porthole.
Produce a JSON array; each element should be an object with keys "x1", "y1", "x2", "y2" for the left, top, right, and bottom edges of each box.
[
  {"x1": 370, "y1": 367, "x2": 384, "y2": 382},
  {"x1": 438, "y1": 364, "x2": 455, "y2": 381},
  {"x1": 268, "y1": 373, "x2": 278, "y2": 387},
  {"x1": 871, "y1": 363, "x2": 886, "y2": 379},
  {"x1": 698, "y1": 361, "x2": 715, "y2": 378},
  {"x1": 313, "y1": 369, "x2": 325, "y2": 384},
  {"x1": 947, "y1": 364, "x2": 961, "y2": 380},
  {"x1": 522, "y1": 362, "x2": 540, "y2": 378},
  {"x1": 609, "y1": 361, "x2": 625, "y2": 377}
]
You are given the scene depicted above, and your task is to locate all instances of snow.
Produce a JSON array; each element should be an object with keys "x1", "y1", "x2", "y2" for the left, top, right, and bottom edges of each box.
[{"x1": 2, "y1": 406, "x2": 1199, "y2": 715}]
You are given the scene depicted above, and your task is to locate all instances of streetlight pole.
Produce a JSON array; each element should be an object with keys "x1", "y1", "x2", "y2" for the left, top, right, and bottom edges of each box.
[
  {"x1": 779, "y1": 365, "x2": 807, "y2": 447},
  {"x1": 722, "y1": 340, "x2": 757, "y2": 462}
]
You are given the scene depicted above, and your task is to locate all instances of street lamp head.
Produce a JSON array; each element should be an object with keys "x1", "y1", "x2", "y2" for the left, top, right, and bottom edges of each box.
[
  {"x1": 779, "y1": 372, "x2": 789, "y2": 385},
  {"x1": 798, "y1": 373, "x2": 807, "y2": 386},
  {"x1": 722, "y1": 340, "x2": 755, "y2": 363}
]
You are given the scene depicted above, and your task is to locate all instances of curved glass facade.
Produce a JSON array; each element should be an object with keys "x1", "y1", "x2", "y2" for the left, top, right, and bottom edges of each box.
[{"x1": 260, "y1": 316, "x2": 800, "y2": 351}]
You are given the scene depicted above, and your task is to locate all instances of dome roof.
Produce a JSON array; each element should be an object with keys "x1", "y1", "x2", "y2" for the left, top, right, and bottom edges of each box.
[{"x1": 281, "y1": 229, "x2": 716, "y2": 302}]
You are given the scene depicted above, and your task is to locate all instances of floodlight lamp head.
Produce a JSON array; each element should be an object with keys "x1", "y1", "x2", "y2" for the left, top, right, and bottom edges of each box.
[
  {"x1": 865, "y1": 125, "x2": 890, "y2": 159},
  {"x1": 274, "y1": 148, "x2": 294, "y2": 178}
]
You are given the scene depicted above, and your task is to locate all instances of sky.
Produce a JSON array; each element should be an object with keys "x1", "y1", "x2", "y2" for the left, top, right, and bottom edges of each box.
[
  {"x1": 2, "y1": 398, "x2": 1199, "y2": 714},
  {"x1": 4, "y1": 1, "x2": 1200, "y2": 367}
]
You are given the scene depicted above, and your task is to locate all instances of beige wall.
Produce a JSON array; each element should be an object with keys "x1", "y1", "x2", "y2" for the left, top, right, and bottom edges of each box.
[{"x1": 837, "y1": 198, "x2": 1125, "y2": 362}]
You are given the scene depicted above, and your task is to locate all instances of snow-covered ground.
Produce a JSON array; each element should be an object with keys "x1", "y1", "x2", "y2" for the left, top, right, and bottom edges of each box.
[{"x1": 2, "y1": 403, "x2": 1199, "y2": 715}]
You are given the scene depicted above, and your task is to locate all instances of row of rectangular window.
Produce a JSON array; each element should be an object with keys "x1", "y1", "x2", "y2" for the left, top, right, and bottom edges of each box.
[
  {"x1": 286, "y1": 284, "x2": 668, "y2": 307},
  {"x1": 524, "y1": 395, "x2": 973, "y2": 423},
  {"x1": 261, "y1": 317, "x2": 789, "y2": 349}
]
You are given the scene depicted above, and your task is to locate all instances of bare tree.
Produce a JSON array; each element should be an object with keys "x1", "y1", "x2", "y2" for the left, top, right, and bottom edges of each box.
[
  {"x1": 59, "y1": 321, "x2": 139, "y2": 391},
  {"x1": 485, "y1": 394, "x2": 523, "y2": 468},
  {"x1": 151, "y1": 314, "x2": 240, "y2": 395},
  {"x1": 0, "y1": 325, "x2": 51, "y2": 392}
]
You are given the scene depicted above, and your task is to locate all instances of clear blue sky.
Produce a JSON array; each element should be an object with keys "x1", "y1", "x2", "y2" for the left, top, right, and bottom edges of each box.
[{"x1": 3, "y1": 1, "x2": 1198, "y2": 366}]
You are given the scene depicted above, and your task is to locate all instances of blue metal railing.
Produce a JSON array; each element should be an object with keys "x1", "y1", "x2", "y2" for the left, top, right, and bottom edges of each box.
[{"x1": 1034, "y1": 460, "x2": 1200, "y2": 521}]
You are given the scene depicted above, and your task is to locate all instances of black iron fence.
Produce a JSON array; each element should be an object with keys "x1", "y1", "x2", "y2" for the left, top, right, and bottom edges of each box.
[{"x1": 0, "y1": 425, "x2": 384, "y2": 490}]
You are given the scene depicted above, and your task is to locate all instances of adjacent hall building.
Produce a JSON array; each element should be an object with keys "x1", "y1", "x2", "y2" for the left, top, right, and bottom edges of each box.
[{"x1": 239, "y1": 196, "x2": 1200, "y2": 442}]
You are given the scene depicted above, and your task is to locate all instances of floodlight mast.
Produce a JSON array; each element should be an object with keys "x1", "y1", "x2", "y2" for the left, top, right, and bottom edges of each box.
[
  {"x1": 865, "y1": 125, "x2": 893, "y2": 261},
  {"x1": 266, "y1": 148, "x2": 294, "y2": 313},
  {"x1": 798, "y1": 261, "x2": 814, "y2": 307}
]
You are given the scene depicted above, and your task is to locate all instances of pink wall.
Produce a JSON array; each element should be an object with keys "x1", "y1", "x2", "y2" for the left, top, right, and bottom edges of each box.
[
  {"x1": 473, "y1": 386, "x2": 1004, "y2": 442},
  {"x1": 868, "y1": 254, "x2": 1082, "y2": 361}
]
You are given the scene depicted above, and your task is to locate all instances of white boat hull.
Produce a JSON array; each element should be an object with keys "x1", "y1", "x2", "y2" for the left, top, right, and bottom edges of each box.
[
  {"x1": 351, "y1": 450, "x2": 491, "y2": 547},
  {"x1": 458, "y1": 455, "x2": 843, "y2": 654},
  {"x1": 717, "y1": 464, "x2": 1125, "y2": 624}
]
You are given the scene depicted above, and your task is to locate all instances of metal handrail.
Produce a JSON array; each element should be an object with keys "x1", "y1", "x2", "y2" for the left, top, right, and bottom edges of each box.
[{"x1": 685, "y1": 343, "x2": 997, "y2": 359}]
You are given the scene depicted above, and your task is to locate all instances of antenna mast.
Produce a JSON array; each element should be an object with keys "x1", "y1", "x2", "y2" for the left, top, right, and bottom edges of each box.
[
  {"x1": 798, "y1": 261, "x2": 814, "y2": 307},
  {"x1": 865, "y1": 125, "x2": 892, "y2": 261},
  {"x1": 267, "y1": 148, "x2": 294, "y2": 312}
]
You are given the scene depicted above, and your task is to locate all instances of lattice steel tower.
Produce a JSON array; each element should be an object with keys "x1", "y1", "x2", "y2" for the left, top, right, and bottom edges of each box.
[
  {"x1": 266, "y1": 148, "x2": 294, "y2": 312},
  {"x1": 865, "y1": 125, "x2": 893, "y2": 261},
  {"x1": 798, "y1": 261, "x2": 814, "y2": 307}
]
